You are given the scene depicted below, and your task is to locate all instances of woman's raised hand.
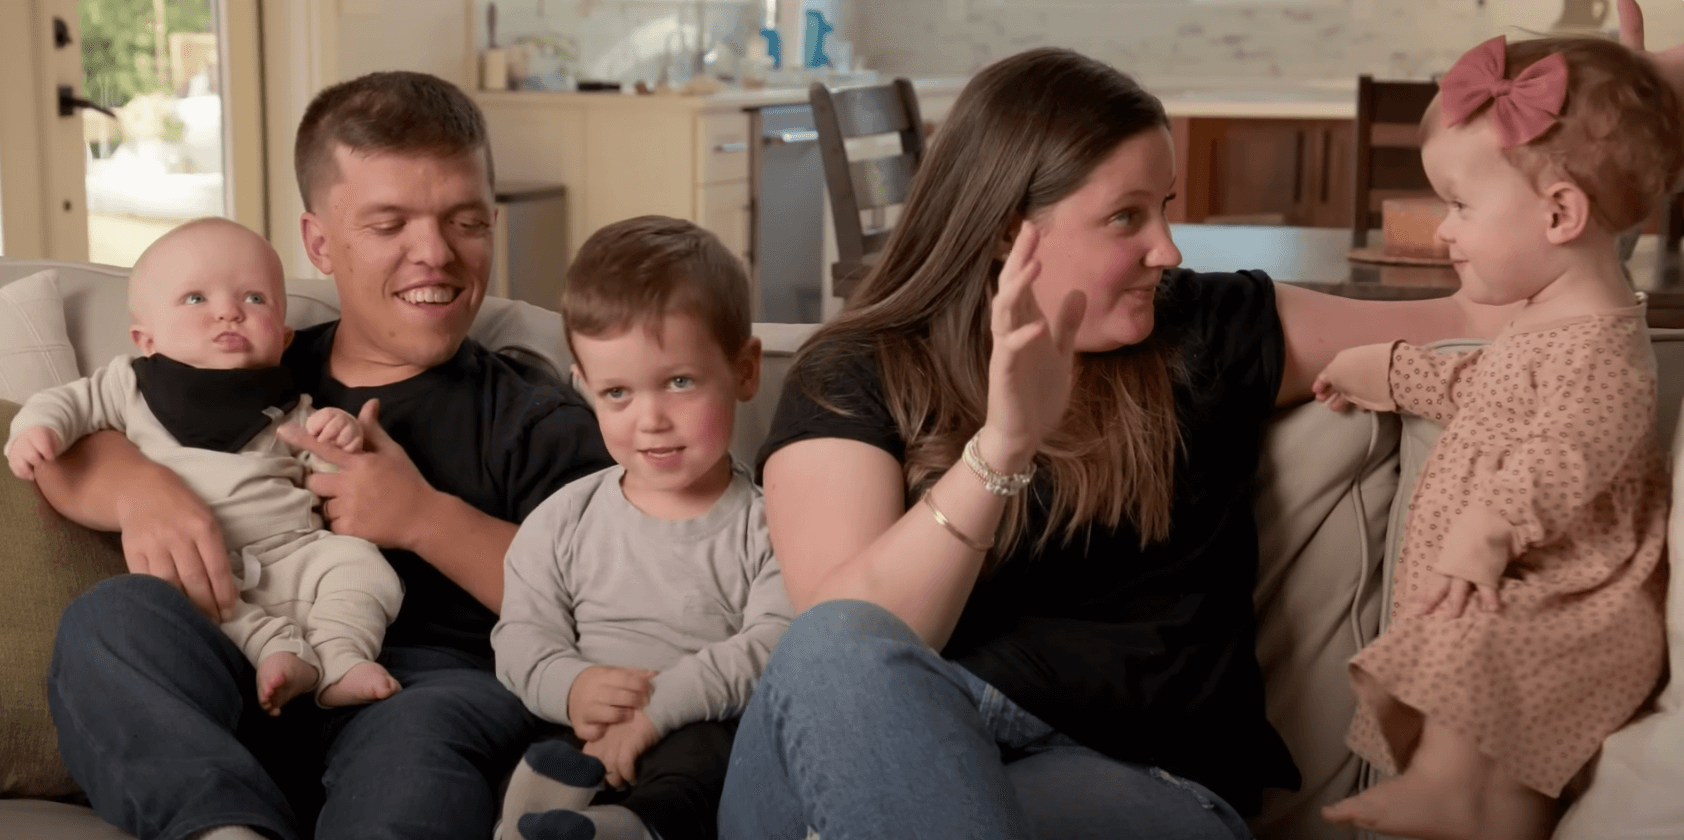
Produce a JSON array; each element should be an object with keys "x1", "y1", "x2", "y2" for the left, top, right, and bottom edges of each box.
[
  {"x1": 1620, "y1": 1, "x2": 1684, "y2": 99},
  {"x1": 981, "y1": 221, "x2": 1087, "y2": 473}
]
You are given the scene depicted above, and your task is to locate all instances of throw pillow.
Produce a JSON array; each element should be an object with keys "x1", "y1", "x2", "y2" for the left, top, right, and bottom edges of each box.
[
  {"x1": 0, "y1": 399, "x2": 127, "y2": 797},
  {"x1": 0, "y1": 271, "x2": 78, "y2": 404},
  {"x1": 1553, "y1": 401, "x2": 1684, "y2": 839}
]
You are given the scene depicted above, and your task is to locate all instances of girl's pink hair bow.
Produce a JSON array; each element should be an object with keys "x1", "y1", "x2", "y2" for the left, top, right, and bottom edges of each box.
[{"x1": 1438, "y1": 36, "x2": 1569, "y2": 148}]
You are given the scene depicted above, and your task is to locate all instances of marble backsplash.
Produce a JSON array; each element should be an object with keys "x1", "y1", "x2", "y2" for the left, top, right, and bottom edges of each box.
[
  {"x1": 851, "y1": 0, "x2": 1684, "y2": 83},
  {"x1": 474, "y1": 0, "x2": 763, "y2": 86}
]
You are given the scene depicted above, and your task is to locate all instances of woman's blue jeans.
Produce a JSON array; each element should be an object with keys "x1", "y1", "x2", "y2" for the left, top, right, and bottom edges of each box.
[{"x1": 718, "y1": 599, "x2": 1253, "y2": 840}]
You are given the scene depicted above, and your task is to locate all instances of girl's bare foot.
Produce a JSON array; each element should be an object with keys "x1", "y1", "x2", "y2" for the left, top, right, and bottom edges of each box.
[
  {"x1": 318, "y1": 661, "x2": 401, "y2": 707},
  {"x1": 256, "y1": 652, "x2": 319, "y2": 716},
  {"x1": 1323, "y1": 718, "x2": 1556, "y2": 840}
]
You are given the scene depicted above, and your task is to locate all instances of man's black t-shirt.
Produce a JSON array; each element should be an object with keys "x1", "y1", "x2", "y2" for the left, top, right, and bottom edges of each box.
[
  {"x1": 757, "y1": 269, "x2": 1302, "y2": 815},
  {"x1": 284, "y1": 322, "x2": 612, "y2": 666}
]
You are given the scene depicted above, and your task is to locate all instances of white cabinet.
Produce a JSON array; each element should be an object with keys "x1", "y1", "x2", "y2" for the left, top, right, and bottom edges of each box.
[
  {"x1": 474, "y1": 81, "x2": 965, "y2": 312},
  {"x1": 476, "y1": 91, "x2": 759, "y2": 283},
  {"x1": 699, "y1": 181, "x2": 751, "y2": 262}
]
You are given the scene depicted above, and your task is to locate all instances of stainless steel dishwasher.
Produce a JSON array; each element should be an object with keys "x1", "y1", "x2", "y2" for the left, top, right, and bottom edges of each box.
[{"x1": 749, "y1": 103, "x2": 826, "y2": 323}]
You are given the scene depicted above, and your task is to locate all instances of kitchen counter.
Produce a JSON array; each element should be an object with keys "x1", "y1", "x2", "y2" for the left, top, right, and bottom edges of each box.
[
  {"x1": 476, "y1": 76, "x2": 1356, "y2": 119},
  {"x1": 1146, "y1": 77, "x2": 1360, "y2": 119},
  {"x1": 1172, "y1": 224, "x2": 1684, "y2": 327},
  {"x1": 475, "y1": 76, "x2": 970, "y2": 114}
]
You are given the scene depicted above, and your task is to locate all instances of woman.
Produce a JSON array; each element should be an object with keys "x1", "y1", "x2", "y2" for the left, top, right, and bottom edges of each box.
[{"x1": 716, "y1": 48, "x2": 1516, "y2": 840}]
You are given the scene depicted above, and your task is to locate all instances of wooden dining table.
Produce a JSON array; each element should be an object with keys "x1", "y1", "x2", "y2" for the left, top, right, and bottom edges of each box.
[{"x1": 1171, "y1": 224, "x2": 1684, "y2": 328}]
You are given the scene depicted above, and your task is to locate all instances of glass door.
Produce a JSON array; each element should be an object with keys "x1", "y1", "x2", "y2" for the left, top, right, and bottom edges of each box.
[
  {"x1": 81, "y1": 0, "x2": 263, "y2": 266},
  {"x1": 0, "y1": 0, "x2": 263, "y2": 266}
]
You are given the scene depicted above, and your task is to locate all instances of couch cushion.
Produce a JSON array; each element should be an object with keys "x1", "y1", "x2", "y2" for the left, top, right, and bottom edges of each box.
[
  {"x1": 0, "y1": 400, "x2": 128, "y2": 797},
  {"x1": 0, "y1": 272, "x2": 78, "y2": 404},
  {"x1": 1251, "y1": 403, "x2": 1399, "y2": 840},
  {"x1": 1552, "y1": 397, "x2": 1684, "y2": 838},
  {"x1": 0, "y1": 259, "x2": 575, "y2": 387},
  {"x1": 733, "y1": 323, "x2": 819, "y2": 464},
  {"x1": 0, "y1": 798, "x2": 133, "y2": 838}
]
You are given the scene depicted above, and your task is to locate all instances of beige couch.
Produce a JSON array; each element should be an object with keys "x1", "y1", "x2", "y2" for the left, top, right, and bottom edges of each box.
[{"x1": 2, "y1": 256, "x2": 1682, "y2": 840}]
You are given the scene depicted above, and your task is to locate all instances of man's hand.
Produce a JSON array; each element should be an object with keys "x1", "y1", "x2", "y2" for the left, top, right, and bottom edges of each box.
[
  {"x1": 7, "y1": 426, "x2": 61, "y2": 480},
  {"x1": 567, "y1": 665, "x2": 657, "y2": 739},
  {"x1": 279, "y1": 399, "x2": 436, "y2": 551},
  {"x1": 581, "y1": 710, "x2": 660, "y2": 790},
  {"x1": 303, "y1": 406, "x2": 363, "y2": 454},
  {"x1": 115, "y1": 461, "x2": 238, "y2": 623}
]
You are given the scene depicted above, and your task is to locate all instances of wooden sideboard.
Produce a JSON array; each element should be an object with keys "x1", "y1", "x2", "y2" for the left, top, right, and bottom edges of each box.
[{"x1": 1170, "y1": 117, "x2": 1355, "y2": 228}]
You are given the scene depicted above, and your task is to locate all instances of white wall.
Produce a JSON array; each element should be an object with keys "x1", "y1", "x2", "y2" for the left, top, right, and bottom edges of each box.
[
  {"x1": 338, "y1": 0, "x2": 475, "y2": 90},
  {"x1": 853, "y1": 0, "x2": 1684, "y2": 82},
  {"x1": 263, "y1": 0, "x2": 476, "y2": 279}
]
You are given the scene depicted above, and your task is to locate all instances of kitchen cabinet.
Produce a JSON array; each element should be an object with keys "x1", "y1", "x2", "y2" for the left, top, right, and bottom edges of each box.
[
  {"x1": 474, "y1": 80, "x2": 962, "y2": 314},
  {"x1": 700, "y1": 180, "x2": 752, "y2": 260},
  {"x1": 1171, "y1": 117, "x2": 1354, "y2": 228},
  {"x1": 476, "y1": 91, "x2": 756, "y2": 284}
]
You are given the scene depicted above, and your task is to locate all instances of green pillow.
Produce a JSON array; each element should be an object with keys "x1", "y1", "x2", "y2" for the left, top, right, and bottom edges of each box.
[{"x1": 0, "y1": 400, "x2": 127, "y2": 797}]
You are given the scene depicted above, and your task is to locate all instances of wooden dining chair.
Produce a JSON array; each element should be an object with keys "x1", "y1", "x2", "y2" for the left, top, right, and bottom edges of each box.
[
  {"x1": 809, "y1": 77, "x2": 925, "y2": 301},
  {"x1": 1351, "y1": 75, "x2": 1440, "y2": 247}
]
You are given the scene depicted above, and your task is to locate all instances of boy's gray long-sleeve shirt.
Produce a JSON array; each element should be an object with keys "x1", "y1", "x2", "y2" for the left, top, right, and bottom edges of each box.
[{"x1": 492, "y1": 463, "x2": 792, "y2": 737}]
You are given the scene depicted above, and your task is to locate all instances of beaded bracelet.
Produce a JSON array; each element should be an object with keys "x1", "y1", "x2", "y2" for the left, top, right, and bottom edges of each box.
[{"x1": 962, "y1": 431, "x2": 1036, "y2": 497}]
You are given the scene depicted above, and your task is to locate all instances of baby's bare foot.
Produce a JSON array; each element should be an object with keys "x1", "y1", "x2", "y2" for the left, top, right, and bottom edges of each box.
[
  {"x1": 1323, "y1": 768, "x2": 1480, "y2": 840},
  {"x1": 256, "y1": 652, "x2": 319, "y2": 716},
  {"x1": 318, "y1": 661, "x2": 401, "y2": 707},
  {"x1": 1323, "y1": 718, "x2": 1555, "y2": 840}
]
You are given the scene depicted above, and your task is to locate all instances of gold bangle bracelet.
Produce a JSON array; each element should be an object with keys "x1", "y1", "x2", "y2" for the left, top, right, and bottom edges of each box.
[{"x1": 922, "y1": 492, "x2": 994, "y2": 553}]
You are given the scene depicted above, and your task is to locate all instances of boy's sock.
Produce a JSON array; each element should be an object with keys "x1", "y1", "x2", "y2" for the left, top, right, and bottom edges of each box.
[
  {"x1": 502, "y1": 740, "x2": 606, "y2": 831},
  {"x1": 189, "y1": 828, "x2": 267, "y2": 840},
  {"x1": 517, "y1": 805, "x2": 653, "y2": 840}
]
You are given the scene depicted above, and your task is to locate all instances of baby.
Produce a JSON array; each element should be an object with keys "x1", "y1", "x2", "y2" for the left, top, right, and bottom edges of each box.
[
  {"x1": 6, "y1": 218, "x2": 404, "y2": 714},
  {"x1": 1315, "y1": 37, "x2": 1684, "y2": 840}
]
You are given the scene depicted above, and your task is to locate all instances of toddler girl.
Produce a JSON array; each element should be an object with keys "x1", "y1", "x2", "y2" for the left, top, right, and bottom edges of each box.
[{"x1": 1315, "y1": 35, "x2": 1684, "y2": 840}]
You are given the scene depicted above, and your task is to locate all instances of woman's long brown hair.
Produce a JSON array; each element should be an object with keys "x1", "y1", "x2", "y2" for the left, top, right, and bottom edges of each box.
[{"x1": 791, "y1": 48, "x2": 1182, "y2": 559}]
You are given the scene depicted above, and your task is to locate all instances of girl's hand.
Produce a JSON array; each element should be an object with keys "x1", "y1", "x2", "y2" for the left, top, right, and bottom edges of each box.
[
  {"x1": 1310, "y1": 344, "x2": 1398, "y2": 413},
  {"x1": 981, "y1": 222, "x2": 1086, "y2": 472},
  {"x1": 1409, "y1": 569, "x2": 1500, "y2": 619},
  {"x1": 1311, "y1": 369, "x2": 1355, "y2": 412}
]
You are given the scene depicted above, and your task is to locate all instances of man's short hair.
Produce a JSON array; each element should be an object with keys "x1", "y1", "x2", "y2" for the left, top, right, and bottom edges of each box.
[
  {"x1": 294, "y1": 71, "x2": 494, "y2": 211},
  {"x1": 562, "y1": 216, "x2": 752, "y2": 364}
]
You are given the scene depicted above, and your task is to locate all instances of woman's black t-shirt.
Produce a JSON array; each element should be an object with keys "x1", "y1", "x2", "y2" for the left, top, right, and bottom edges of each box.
[{"x1": 757, "y1": 268, "x2": 1302, "y2": 815}]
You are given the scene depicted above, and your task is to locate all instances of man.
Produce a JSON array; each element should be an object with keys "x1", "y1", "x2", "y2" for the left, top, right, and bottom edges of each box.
[{"x1": 38, "y1": 71, "x2": 612, "y2": 840}]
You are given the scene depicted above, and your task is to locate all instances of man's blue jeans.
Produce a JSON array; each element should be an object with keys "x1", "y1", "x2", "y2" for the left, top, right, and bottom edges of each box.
[
  {"x1": 47, "y1": 574, "x2": 534, "y2": 840},
  {"x1": 718, "y1": 600, "x2": 1254, "y2": 840}
]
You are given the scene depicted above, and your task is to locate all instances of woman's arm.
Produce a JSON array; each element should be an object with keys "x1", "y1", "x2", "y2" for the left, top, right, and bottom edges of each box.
[
  {"x1": 1275, "y1": 284, "x2": 1517, "y2": 406},
  {"x1": 763, "y1": 437, "x2": 1009, "y2": 649},
  {"x1": 765, "y1": 223, "x2": 1084, "y2": 649}
]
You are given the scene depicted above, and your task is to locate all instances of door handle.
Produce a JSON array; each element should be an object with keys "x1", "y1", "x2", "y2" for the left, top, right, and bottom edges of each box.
[{"x1": 58, "y1": 86, "x2": 117, "y2": 120}]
